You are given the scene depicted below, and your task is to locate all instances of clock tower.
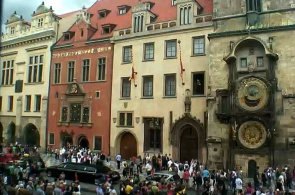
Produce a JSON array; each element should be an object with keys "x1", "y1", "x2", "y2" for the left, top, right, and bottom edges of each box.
[{"x1": 216, "y1": 36, "x2": 278, "y2": 171}]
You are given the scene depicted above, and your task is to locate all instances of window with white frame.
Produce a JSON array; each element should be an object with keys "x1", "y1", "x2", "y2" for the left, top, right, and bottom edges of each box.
[
  {"x1": 118, "y1": 112, "x2": 133, "y2": 126},
  {"x1": 35, "y1": 95, "x2": 41, "y2": 112},
  {"x1": 164, "y1": 74, "x2": 176, "y2": 97},
  {"x1": 172, "y1": 0, "x2": 177, "y2": 6},
  {"x1": 123, "y1": 46, "x2": 132, "y2": 63},
  {"x1": 143, "y1": 76, "x2": 153, "y2": 97},
  {"x1": 180, "y1": 5, "x2": 192, "y2": 25},
  {"x1": 144, "y1": 43, "x2": 154, "y2": 61},
  {"x1": 67, "y1": 61, "x2": 75, "y2": 83},
  {"x1": 165, "y1": 40, "x2": 177, "y2": 58},
  {"x1": 82, "y1": 59, "x2": 90, "y2": 82},
  {"x1": 10, "y1": 26, "x2": 15, "y2": 34},
  {"x1": 54, "y1": 63, "x2": 61, "y2": 84},
  {"x1": 37, "y1": 18, "x2": 44, "y2": 27},
  {"x1": 28, "y1": 55, "x2": 43, "y2": 83},
  {"x1": 1, "y1": 60, "x2": 14, "y2": 85},
  {"x1": 119, "y1": 8, "x2": 127, "y2": 15},
  {"x1": 121, "y1": 77, "x2": 131, "y2": 98},
  {"x1": 193, "y1": 36, "x2": 205, "y2": 55},
  {"x1": 97, "y1": 58, "x2": 106, "y2": 81},
  {"x1": 133, "y1": 14, "x2": 144, "y2": 33}
]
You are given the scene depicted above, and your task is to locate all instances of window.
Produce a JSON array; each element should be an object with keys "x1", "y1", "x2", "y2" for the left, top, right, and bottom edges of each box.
[
  {"x1": 0, "y1": 96, "x2": 2, "y2": 111},
  {"x1": 257, "y1": 57, "x2": 264, "y2": 67},
  {"x1": 172, "y1": 0, "x2": 177, "y2": 6},
  {"x1": 10, "y1": 26, "x2": 15, "y2": 34},
  {"x1": 8, "y1": 96, "x2": 13, "y2": 112},
  {"x1": 25, "y1": 95, "x2": 31, "y2": 112},
  {"x1": 95, "y1": 91, "x2": 100, "y2": 98},
  {"x1": 64, "y1": 33, "x2": 70, "y2": 41},
  {"x1": 61, "y1": 107, "x2": 68, "y2": 122},
  {"x1": 149, "y1": 129, "x2": 161, "y2": 150},
  {"x1": 143, "y1": 76, "x2": 153, "y2": 97},
  {"x1": 82, "y1": 107, "x2": 90, "y2": 123},
  {"x1": 192, "y1": 72, "x2": 205, "y2": 96},
  {"x1": 165, "y1": 40, "x2": 177, "y2": 58},
  {"x1": 119, "y1": 112, "x2": 133, "y2": 126},
  {"x1": 70, "y1": 104, "x2": 81, "y2": 123},
  {"x1": 119, "y1": 8, "x2": 126, "y2": 15},
  {"x1": 82, "y1": 59, "x2": 90, "y2": 82},
  {"x1": 165, "y1": 74, "x2": 176, "y2": 97},
  {"x1": 180, "y1": 6, "x2": 192, "y2": 25},
  {"x1": 54, "y1": 63, "x2": 61, "y2": 84},
  {"x1": 97, "y1": 58, "x2": 106, "y2": 81},
  {"x1": 102, "y1": 27, "x2": 111, "y2": 34},
  {"x1": 67, "y1": 61, "x2": 75, "y2": 82},
  {"x1": 37, "y1": 18, "x2": 44, "y2": 27},
  {"x1": 49, "y1": 133, "x2": 54, "y2": 145},
  {"x1": 121, "y1": 77, "x2": 131, "y2": 98},
  {"x1": 94, "y1": 136, "x2": 102, "y2": 150},
  {"x1": 241, "y1": 58, "x2": 247, "y2": 68},
  {"x1": 1, "y1": 60, "x2": 14, "y2": 85},
  {"x1": 81, "y1": 29, "x2": 84, "y2": 37},
  {"x1": 246, "y1": 0, "x2": 262, "y2": 12},
  {"x1": 123, "y1": 46, "x2": 132, "y2": 63},
  {"x1": 193, "y1": 37, "x2": 205, "y2": 55},
  {"x1": 28, "y1": 55, "x2": 43, "y2": 83},
  {"x1": 99, "y1": 12, "x2": 106, "y2": 19},
  {"x1": 35, "y1": 95, "x2": 41, "y2": 112},
  {"x1": 144, "y1": 43, "x2": 154, "y2": 60},
  {"x1": 134, "y1": 15, "x2": 144, "y2": 33}
]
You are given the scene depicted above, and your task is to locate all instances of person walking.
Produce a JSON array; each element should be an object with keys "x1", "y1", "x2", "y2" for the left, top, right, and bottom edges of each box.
[{"x1": 116, "y1": 153, "x2": 121, "y2": 170}]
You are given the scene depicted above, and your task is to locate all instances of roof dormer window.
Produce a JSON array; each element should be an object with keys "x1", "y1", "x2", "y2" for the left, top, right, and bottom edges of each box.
[
  {"x1": 10, "y1": 26, "x2": 15, "y2": 35},
  {"x1": 63, "y1": 31, "x2": 75, "y2": 41},
  {"x1": 101, "y1": 24, "x2": 116, "y2": 34},
  {"x1": 98, "y1": 9, "x2": 110, "y2": 19},
  {"x1": 37, "y1": 18, "x2": 44, "y2": 28},
  {"x1": 172, "y1": 0, "x2": 177, "y2": 6},
  {"x1": 119, "y1": 8, "x2": 127, "y2": 15},
  {"x1": 117, "y1": 5, "x2": 131, "y2": 15}
]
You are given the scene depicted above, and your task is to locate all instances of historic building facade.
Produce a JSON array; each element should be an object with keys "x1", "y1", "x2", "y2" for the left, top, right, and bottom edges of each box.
[
  {"x1": 110, "y1": 0, "x2": 213, "y2": 162},
  {"x1": 47, "y1": 2, "x2": 118, "y2": 153},
  {"x1": 0, "y1": 2, "x2": 74, "y2": 149},
  {"x1": 207, "y1": 0, "x2": 295, "y2": 174}
]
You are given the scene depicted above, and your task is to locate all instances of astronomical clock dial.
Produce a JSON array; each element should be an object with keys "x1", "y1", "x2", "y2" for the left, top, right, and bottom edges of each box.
[
  {"x1": 237, "y1": 121, "x2": 267, "y2": 149},
  {"x1": 236, "y1": 77, "x2": 269, "y2": 111}
]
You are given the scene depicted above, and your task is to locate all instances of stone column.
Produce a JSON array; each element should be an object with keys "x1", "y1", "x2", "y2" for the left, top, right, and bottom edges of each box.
[
  {"x1": 40, "y1": 96, "x2": 48, "y2": 150},
  {"x1": 16, "y1": 96, "x2": 23, "y2": 144}
]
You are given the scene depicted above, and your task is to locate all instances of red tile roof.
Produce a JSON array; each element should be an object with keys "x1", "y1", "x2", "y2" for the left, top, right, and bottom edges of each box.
[{"x1": 55, "y1": 0, "x2": 212, "y2": 45}]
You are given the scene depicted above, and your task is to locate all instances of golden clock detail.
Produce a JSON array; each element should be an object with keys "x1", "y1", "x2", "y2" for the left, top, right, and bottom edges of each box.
[
  {"x1": 236, "y1": 77, "x2": 269, "y2": 111},
  {"x1": 237, "y1": 121, "x2": 267, "y2": 149}
]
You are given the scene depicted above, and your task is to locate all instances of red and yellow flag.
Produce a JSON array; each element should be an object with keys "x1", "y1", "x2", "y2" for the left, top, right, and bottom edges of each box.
[{"x1": 178, "y1": 40, "x2": 185, "y2": 84}]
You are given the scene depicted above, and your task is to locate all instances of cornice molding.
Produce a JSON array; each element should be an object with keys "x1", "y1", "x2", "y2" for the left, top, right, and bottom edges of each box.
[
  {"x1": 26, "y1": 45, "x2": 48, "y2": 52},
  {"x1": 1, "y1": 30, "x2": 55, "y2": 50},
  {"x1": 0, "y1": 51, "x2": 18, "y2": 57}
]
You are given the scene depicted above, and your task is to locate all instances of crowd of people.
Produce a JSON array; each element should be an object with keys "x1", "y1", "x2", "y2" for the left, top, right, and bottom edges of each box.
[{"x1": 1, "y1": 143, "x2": 295, "y2": 195}]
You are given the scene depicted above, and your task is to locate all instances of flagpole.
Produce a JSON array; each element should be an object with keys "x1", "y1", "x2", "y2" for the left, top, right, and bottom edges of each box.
[
  {"x1": 129, "y1": 46, "x2": 137, "y2": 87},
  {"x1": 178, "y1": 40, "x2": 185, "y2": 85}
]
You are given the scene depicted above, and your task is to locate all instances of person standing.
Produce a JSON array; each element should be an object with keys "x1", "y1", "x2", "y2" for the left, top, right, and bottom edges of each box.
[
  {"x1": 235, "y1": 177, "x2": 243, "y2": 195},
  {"x1": 116, "y1": 153, "x2": 121, "y2": 170},
  {"x1": 254, "y1": 166, "x2": 261, "y2": 191}
]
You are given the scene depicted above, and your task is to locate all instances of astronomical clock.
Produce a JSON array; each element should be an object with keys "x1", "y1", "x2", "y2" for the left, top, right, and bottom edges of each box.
[{"x1": 236, "y1": 77, "x2": 269, "y2": 112}]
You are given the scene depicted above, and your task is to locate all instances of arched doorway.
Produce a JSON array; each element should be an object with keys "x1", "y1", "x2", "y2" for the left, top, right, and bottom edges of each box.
[
  {"x1": 23, "y1": 123, "x2": 40, "y2": 147},
  {"x1": 248, "y1": 160, "x2": 257, "y2": 178},
  {"x1": 77, "y1": 135, "x2": 89, "y2": 148},
  {"x1": 180, "y1": 125, "x2": 198, "y2": 162},
  {"x1": 60, "y1": 131, "x2": 73, "y2": 148},
  {"x1": 120, "y1": 132, "x2": 137, "y2": 160},
  {"x1": 7, "y1": 122, "x2": 16, "y2": 144}
]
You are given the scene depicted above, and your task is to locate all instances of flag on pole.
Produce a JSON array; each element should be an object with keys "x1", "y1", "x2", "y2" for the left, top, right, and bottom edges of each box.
[
  {"x1": 178, "y1": 40, "x2": 185, "y2": 84},
  {"x1": 129, "y1": 47, "x2": 136, "y2": 82}
]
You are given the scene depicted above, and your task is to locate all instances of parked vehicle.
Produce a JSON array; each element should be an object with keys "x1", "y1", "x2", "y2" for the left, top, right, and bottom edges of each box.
[
  {"x1": 143, "y1": 171, "x2": 181, "y2": 185},
  {"x1": 46, "y1": 162, "x2": 120, "y2": 184}
]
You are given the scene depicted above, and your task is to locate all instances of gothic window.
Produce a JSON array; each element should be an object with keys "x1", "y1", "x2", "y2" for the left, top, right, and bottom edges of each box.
[
  {"x1": 121, "y1": 77, "x2": 131, "y2": 98},
  {"x1": 28, "y1": 55, "x2": 43, "y2": 83},
  {"x1": 180, "y1": 5, "x2": 192, "y2": 25},
  {"x1": 82, "y1": 59, "x2": 90, "y2": 82},
  {"x1": 61, "y1": 107, "x2": 68, "y2": 122},
  {"x1": 97, "y1": 58, "x2": 106, "y2": 81},
  {"x1": 70, "y1": 104, "x2": 81, "y2": 123},
  {"x1": 246, "y1": 0, "x2": 262, "y2": 12},
  {"x1": 1, "y1": 60, "x2": 14, "y2": 85}
]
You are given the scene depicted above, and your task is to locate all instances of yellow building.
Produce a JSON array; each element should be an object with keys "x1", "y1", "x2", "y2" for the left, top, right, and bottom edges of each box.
[{"x1": 110, "y1": 0, "x2": 213, "y2": 162}]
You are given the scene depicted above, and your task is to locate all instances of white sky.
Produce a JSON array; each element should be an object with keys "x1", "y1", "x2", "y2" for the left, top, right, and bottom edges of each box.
[{"x1": 1, "y1": 0, "x2": 97, "y2": 33}]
